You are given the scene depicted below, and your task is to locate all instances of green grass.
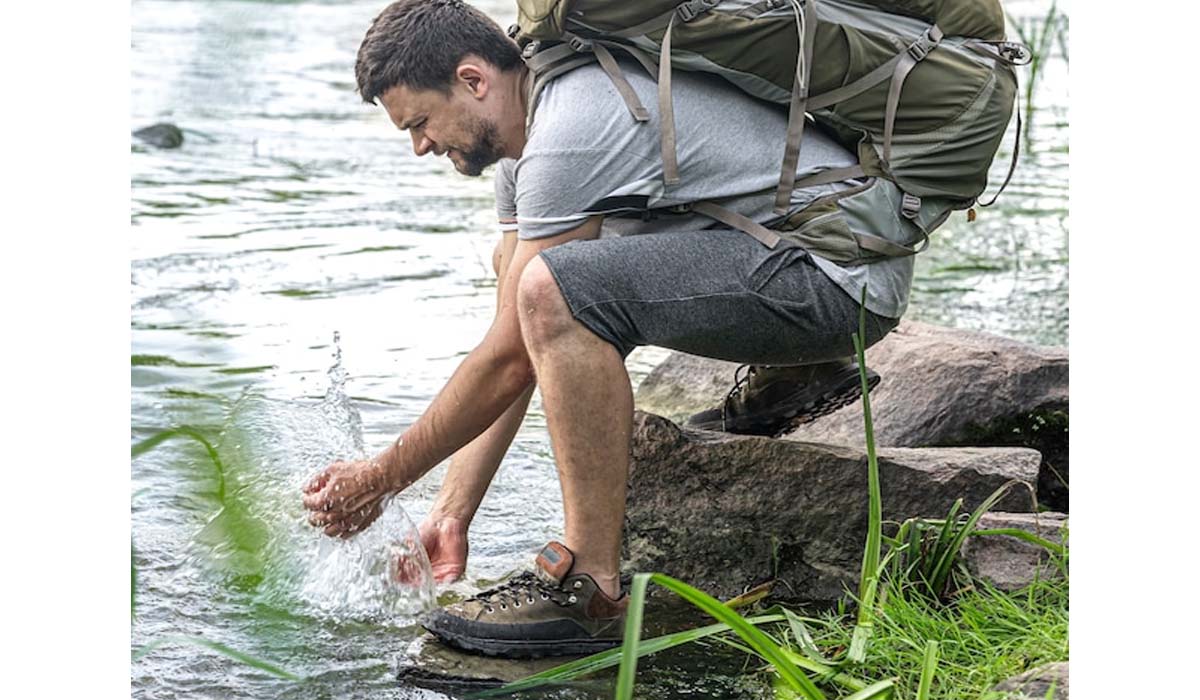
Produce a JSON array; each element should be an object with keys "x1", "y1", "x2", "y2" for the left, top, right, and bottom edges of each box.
[{"x1": 777, "y1": 572, "x2": 1067, "y2": 700}]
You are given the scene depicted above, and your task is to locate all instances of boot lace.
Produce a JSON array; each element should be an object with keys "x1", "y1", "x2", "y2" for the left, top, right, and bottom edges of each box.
[
  {"x1": 721, "y1": 364, "x2": 756, "y2": 431},
  {"x1": 469, "y1": 572, "x2": 574, "y2": 614}
]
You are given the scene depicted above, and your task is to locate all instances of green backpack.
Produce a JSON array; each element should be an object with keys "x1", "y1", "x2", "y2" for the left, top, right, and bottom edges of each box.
[{"x1": 511, "y1": 0, "x2": 1028, "y2": 264}]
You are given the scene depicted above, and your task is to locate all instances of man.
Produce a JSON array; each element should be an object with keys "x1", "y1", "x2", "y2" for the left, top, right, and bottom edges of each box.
[{"x1": 302, "y1": 0, "x2": 908, "y2": 658}]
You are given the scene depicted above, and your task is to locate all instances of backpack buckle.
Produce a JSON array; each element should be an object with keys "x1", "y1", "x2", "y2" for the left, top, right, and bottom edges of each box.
[
  {"x1": 1000, "y1": 42, "x2": 1033, "y2": 66},
  {"x1": 907, "y1": 27, "x2": 942, "y2": 61},
  {"x1": 521, "y1": 40, "x2": 541, "y2": 59},
  {"x1": 567, "y1": 35, "x2": 593, "y2": 52},
  {"x1": 901, "y1": 193, "x2": 922, "y2": 220},
  {"x1": 678, "y1": 0, "x2": 719, "y2": 23}
]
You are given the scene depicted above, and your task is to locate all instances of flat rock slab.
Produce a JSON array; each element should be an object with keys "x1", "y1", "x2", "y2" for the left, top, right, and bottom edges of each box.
[
  {"x1": 634, "y1": 320, "x2": 1069, "y2": 511},
  {"x1": 990, "y1": 662, "x2": 1069, "y2": 699},
  {"x1": 625, "y1": 412, "x2": 1040, "y2": 603},
  {"x1": 398, "y1": 631, "x2": 773, "y2": 699},
  {"x1": 961, "y1": 511, "x2": 1068, "y2": 592},
  {"x1": 397, "y1": 634, "x2": 576, "y2": 691}
]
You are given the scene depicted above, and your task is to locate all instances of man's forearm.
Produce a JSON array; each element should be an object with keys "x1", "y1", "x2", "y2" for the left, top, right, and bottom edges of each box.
[
  {"x1": 375, "y1": 329, "x2": 535, "y2": 492},
  {"x1": 431, "y1": 383, "x2": 535, "y2": 521}
]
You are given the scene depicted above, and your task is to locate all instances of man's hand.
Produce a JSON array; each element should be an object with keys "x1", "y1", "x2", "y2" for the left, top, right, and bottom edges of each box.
[
  {"x1": 302, "y1": 459, "x2": 395, "y2": 538},
  {"x1": 418, "y1": 514, "x2": 470, "y2": 583}
]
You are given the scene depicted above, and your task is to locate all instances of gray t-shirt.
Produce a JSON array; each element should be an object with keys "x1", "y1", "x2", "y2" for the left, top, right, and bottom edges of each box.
[{"x1": 495, "y1": 61, "x2": 913, "y2": 318}]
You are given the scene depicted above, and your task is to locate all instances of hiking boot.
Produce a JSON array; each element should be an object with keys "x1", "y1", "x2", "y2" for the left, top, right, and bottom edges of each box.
[
  {"x1": 421, "y1": 541, "x2": 627, "y2": 659},
  {"x1": 685, "y1": 358, "x2": 881, "y2": 437}
]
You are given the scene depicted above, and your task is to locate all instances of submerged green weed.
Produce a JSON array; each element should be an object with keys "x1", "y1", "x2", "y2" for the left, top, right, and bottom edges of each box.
[{"x1": 132, "y1": 426, "x2": 298, "y2": 681}]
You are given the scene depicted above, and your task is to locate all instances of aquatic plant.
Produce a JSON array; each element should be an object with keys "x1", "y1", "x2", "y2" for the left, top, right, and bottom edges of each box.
[
  {"x1": 1006, "y1": 1, "x2": 1069, "y2": 146},
  {"x1": 131, "y1": 426, "x2": 302, "y2": 682}
]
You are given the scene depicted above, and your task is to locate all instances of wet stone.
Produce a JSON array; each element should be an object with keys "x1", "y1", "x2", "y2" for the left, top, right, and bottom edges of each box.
[
  {"x1": 397, "y1": 634, "x2": 575, "y2": 691},
  {"x1": 133, "y1": 122, "x2": 184, "y2": 148}
]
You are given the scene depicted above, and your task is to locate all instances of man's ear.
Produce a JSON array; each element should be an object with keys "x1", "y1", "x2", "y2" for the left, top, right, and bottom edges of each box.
[{"x1": 456, "y1": 62, "x2": 489, "y2": 99}]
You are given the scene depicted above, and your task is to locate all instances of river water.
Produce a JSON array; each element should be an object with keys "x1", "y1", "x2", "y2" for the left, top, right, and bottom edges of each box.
[{"x1": 130, "y1": 1, "x2": 1068, "y2": 697}]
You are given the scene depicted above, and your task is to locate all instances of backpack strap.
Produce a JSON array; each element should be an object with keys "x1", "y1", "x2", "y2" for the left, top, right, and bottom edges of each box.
[
  {"x1": 688, "y1": 198, "x2": 927, "y2": 261},
  {"x1": 689, "y1": 201, "x2": 782, "y2": 249},
  {"x1": 882, "y1": 25, "x2": 943, "y2": 165},
  {"x1": 656, "y1": 0, "x2": 724, "y2": 187},
  {"x1": 773, "y1": 0, "x2": 818, "y2": 215},
  {"x1": 590, "y1": 40, "x2": 650, "y2": 122},
  {"x1": 526, "y1": 34, "x2": 652, "y2": 125},
  {"x1": 658, "y1": 12, "x2": 682, "y2": 185}
]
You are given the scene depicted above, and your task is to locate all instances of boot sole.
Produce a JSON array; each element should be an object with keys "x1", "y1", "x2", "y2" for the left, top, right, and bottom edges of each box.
[
  {"x1": 688, "y1": 369, "x2": 881, "y2": 437},
  {"x1": 427, "y1": 629, "x2": 621, "y2": 659},
  {"x1": 771, "y1": 370, "x2": 881, "y2": 437}
]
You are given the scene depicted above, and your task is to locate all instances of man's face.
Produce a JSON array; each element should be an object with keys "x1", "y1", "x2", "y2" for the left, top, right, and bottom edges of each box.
[{"x1": 379, "y1": 81, "x2": 505, "y2": 177}]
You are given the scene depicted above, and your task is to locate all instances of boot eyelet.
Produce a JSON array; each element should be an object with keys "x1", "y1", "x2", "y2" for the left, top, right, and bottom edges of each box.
[
  {"x1": 500, "y1": 604, "x2": 508, "y2": 610},
  {"x1": 568, "y1": 595, "x2": 578, "y2": 604},
  {"x1": 486, "y1": 607, "x2": 495, "y2": 614},
  {"x1": 540, "y1": 593, "x2": 549, "y2": 600},
  {"x1": 573, "y1": 581, "x2": 583, "y2": 590},
  {"x1": 514, "y1": 601, "x2": 521, "y2": 607},
  {"x1": 527, "y1": 597, "x2": 535, "y2": 604}
]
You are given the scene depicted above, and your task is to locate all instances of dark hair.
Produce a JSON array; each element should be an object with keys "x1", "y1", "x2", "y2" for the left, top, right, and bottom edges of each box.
[{"x1": 355, "y1": 0, "x2": 523, "y2": 104}]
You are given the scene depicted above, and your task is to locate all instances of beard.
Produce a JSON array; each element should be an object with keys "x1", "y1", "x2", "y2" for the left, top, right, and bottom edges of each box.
[{"x1": 453, "y1": 115, "x2": 504, "y2": 177}]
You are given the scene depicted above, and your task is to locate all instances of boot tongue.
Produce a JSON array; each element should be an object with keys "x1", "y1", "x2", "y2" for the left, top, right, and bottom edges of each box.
[{"x1": 534, "y1": 541, "x2": 574, "y2": 586}]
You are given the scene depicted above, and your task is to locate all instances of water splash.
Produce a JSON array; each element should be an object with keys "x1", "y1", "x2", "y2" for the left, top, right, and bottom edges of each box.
[{"x1": 198, "y1": 333, "x2": 434, "y2": 622}]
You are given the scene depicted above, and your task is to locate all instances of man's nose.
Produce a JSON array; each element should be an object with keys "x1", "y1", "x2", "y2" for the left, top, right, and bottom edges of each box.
[{"x1": 411, "y1": 132, "x2": 434, "y2": 157}]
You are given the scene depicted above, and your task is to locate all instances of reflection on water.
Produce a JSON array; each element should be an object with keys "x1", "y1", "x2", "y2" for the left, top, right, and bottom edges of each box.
[{"x1": 131, "y1": 0, "x2": 1067, "y2": 697}]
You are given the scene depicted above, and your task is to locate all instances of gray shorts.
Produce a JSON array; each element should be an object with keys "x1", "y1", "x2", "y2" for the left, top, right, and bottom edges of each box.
[{"x1": 538, "y1": 229, "x2": 899, "y2": 365}]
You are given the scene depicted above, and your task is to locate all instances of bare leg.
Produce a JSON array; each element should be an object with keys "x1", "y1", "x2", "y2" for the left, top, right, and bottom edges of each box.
[{"x1": 518, "y1": 257, "x2": 631, "y2": 599}]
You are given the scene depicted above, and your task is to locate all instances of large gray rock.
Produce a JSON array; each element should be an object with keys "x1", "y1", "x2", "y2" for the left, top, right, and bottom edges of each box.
[
  {"x1": 990, "y1": 662, "x2": 1069, "y2": 699},
  {"x1": 634, "y1": 321, "x2": 1069, "y2": 511},
  {"x1": 624, "y1": 412, "x2": 1040, "y2": 603},
  {"x1": 961, "y1": 512, "x2": 1068, "y2": 591}
]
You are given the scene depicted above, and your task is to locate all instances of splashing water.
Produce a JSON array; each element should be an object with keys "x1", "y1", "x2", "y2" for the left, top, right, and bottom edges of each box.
[{"x1": 201, "y1": 333, "x2": 435, "y2": 623}]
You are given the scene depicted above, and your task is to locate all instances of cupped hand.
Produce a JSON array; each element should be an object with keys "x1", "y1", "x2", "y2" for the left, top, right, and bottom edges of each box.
[
  {"x1": 419, "y1": 515, "x2": 469, "y2": 583},
  {"x1": 302, "y1": 459, "x2": 395, "y2": 538},
  {"x1": 390, "y1": 514, "x2": 469, "y2": 585}
]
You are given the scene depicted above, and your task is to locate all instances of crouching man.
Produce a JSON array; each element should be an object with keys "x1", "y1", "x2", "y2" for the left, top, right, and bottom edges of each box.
[{"x1": 303, "y1": 0, "x2": 907, "y2": 658}]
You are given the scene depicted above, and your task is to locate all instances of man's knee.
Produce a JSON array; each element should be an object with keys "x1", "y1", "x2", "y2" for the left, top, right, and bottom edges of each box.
[{"x1": 517, "y1": 256, "x2": 574, "y2": 345}]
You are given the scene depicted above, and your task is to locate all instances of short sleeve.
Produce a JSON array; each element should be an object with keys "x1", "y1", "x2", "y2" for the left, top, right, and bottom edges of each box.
[{"x1": 494, "y1": 158, "x2": 518, "y2": 232}]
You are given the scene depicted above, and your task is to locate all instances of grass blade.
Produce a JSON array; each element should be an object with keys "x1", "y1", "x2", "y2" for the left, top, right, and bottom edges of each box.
[
  {"x1": 842, "y1": 678, "x2": 895, "y2": 700},
  {"x1": 133, "y1": 635, "x2": 302, "y2": 681},
  {"x1": 614, "y1": 573, "x2": 651, "y2": 700},
  {"x1": 970, "y1": 528, "x2": 1067, "y2": 557},
  {"x1": 916, "y1": 640, "x2": 938, "y2": 700},
  {"x1": 849, "y1": 286, "x2": 882, "y2": 663},
  {"x1": 132, "y1": 426, "x2": 227, "y2": 500}
]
